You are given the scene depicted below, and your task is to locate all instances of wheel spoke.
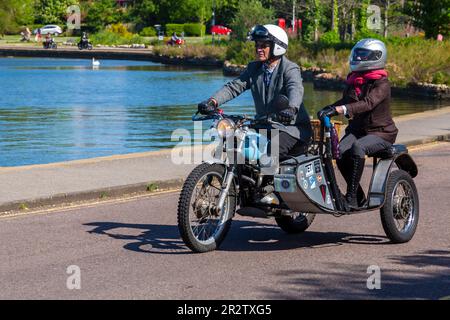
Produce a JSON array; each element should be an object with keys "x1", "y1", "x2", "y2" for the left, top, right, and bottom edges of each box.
[{"x1": 188, "y1": 170, "x2": 230, "y2": 243}]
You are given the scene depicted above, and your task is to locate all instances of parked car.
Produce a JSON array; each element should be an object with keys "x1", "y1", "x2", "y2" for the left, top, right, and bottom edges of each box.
[
  {"x1": 211, "y1": 25, "x2": 232, "y2": 36},
  {"x1": 33, "y1": 25, "x2": 63, "y2": 36}
]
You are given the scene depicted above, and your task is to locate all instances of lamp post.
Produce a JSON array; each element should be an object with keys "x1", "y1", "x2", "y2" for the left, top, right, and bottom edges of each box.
[{"x1": 212, "y1": 0, "x2": 216, "y2": 45}]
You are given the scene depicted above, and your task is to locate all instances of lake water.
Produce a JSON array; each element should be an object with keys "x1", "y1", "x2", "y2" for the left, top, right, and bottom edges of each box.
[{"x1": 0, "y1": 57, "x2": 445, "y2": 166}]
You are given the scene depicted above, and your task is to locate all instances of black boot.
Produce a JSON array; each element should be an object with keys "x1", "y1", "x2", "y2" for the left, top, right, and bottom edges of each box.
[
  {"x1": 337, "y1": 157, "x2": 366, "y2": 207},
  {"x1": 345, "y1": 157, "x2": 365, "y2": 209}
]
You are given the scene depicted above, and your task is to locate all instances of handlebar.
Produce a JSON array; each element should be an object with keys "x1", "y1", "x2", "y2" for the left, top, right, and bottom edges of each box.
[{"x1": 193, "y1": 111, "x2": 287, "y2": 129}]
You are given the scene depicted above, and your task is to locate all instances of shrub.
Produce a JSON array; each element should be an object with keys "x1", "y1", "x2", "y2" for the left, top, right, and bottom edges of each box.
[
  {"x1": 165, "y1": 24, "x2": 184, "y2": 36},
  {"x1": 225, "y1": 40, "x2": 255, "y2": 65},
  {"x1": 91, "y1": 30, "x2": 145, "y2": 45},
  {"x1": 354, "y1": 30, "x2": 384, "y2": 42},
  {"x1": 140, "y1": 26, "x2": 156, "y2": 37},
  {"x1": 152, "y1": 44, "x2": 226, "y2": 60},
  {"x1": 432, "y1": 71, "x2": 450, "y2": 85},
  {"x1": 319, "y1": 31, "x2": 341, "y2": 48},
  {"x1": 183, "y1": 23, "x2": 205, "y2": 37},
  {"x1": 107, "y1": 23, "x2": 132, "y2": 37}
]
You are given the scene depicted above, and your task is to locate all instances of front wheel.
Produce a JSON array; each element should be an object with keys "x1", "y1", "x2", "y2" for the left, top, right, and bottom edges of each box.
[
  {"x1": 276, "y1": 213, "x2": 316, "y2": 234},
  {"x1": 177, "y1": 163, "x2": 236, "y2": 253},
  {"x1": 380, "y1": 169, "x2": 419, "y2": 243}
]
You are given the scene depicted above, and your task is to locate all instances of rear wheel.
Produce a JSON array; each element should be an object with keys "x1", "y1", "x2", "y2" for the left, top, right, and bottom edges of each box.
[
  {"x1": 380, "y1": 170, "x2": 419, "y2": 243},
  {"x1": 276, "y1": 213, "x2": 316, "y2": 234},
  {"x1": 177, "y1": 163, "x2": 236, "y2": 253}
]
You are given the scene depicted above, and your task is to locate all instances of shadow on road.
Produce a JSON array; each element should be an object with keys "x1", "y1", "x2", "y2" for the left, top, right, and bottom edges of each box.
[
  {"x1": 84, "y1": 219, "x2": 389, "y2": 254},
  {"x1": 264, "y1": 249, "x2": 450, "y2": 299}
]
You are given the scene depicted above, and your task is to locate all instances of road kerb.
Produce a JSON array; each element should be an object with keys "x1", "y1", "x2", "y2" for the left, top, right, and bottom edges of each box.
[{"x1": 1, "y1": 134, "x2": 449, "y2": 215}]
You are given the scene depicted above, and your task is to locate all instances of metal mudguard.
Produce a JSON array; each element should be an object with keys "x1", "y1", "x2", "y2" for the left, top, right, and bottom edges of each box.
[{"x1": 368, "y1": 152, "x2": 418, "y2": 208}]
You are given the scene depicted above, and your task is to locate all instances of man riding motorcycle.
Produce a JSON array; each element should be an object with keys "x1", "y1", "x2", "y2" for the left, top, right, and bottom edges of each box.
[{"x1": 198, "y1": 24, "x2": 312, "y2": 162}]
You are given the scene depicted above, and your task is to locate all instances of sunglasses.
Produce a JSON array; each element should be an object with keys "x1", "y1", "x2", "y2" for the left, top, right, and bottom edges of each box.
[{"x1": 255, "y1": 42, "x2": 271, "y2": 49}]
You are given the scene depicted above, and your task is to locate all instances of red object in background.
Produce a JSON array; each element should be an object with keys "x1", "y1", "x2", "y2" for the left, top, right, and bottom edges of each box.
[
  {"x1": 277, "y1": 18, "x2": 286, "y2": 30},
  {"x1": 297, "y1": 19, "x2": 302, "y2": 30},
  {"x1": 211, "y1": 25, "x2": 232, "y2": 35}
]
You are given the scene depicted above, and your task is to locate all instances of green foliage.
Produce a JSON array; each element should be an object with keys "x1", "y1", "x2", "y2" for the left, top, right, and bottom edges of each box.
[
  {"x1": 139, "y1": 26, "x2": 156, "y2": 37},
  {"x1": 165, "y1": 24, "x2": 185, "y2": 36},
  {"x1": 358, "y1": 0, "x2": 371, "y2": 35},
  {"x1": 152, "y1": 44, "x2": 226, "y2": 60},
  {"x1": 164, "y1": 23, "x2": 206, "y2": 37},
  {"x1": 301, "y1": 0, "x2": 323, "y2": 43},
  {"x1": 128, "y1": 0, "x2": 157, "y2": 30},
  {"x1": 319, "y1": 31, "x2": 340, "y2": 47},
  {"x1": 108, "y1": 23, "x2": 132, "y2": 37},
  {"x1": 225, "y1": 40, "x2": 255, "y2": 65},
  {"x1": 183, "y1": 23, "x2": 205, "y2": 37},
  {"x1": 0, "y1": 0, "x2": 35, "y2": 34},
  {"x1": 354, "y1": 30, "x2": 384, "y2": 42},
  {"x1": 90, "y1": 30, "x2": 145, "y2": 46},
  {"x1": 432, "y1": 71, "x2": 450, "y2": 86},
  {"x1": 83, "y1": 0, "x2": 123, "y2": 33},
  {"x1": 34, "y1": 0, "x2": 78, "y2": 25},
  {"x1": 230, "y1": 0, "x2": 275, "y2": 41},
  {"x1": 405, "y1": 0, "x2": 450, "y2": 38},
  {"x1": 215, "y1": 0, "x2": 239, "y2": 26}
]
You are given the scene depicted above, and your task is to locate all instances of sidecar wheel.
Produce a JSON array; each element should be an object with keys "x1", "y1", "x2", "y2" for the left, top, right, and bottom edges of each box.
[
  {"x1": 275, "y1": 213, "x2": 315, "y2": 234},
  {"x1": 380, "y1": 169, "x2": 419, "y2": 243},
  {"x1": 177, "y1": 163, "x2": 236, "y2": 253}
]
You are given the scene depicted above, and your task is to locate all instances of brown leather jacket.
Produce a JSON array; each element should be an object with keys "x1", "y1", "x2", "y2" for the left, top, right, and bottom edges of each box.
[{"x1": 333, "y1": 77, "x2": 398, "y2": 144}]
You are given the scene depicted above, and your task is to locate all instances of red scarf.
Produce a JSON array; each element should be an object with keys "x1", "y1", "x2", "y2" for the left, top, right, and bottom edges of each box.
[{"x1": 346, "y1": 70, "x2": 388, "y2": 96}]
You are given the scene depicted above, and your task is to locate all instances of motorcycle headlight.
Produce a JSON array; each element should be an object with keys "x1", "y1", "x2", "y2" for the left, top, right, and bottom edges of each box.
[{"x1": 216, "y1": 119, "x2": 235, "y2": 139}]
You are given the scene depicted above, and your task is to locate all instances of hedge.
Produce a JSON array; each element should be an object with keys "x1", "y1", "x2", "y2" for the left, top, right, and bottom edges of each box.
[
  {"x1": 183, "y1": 23, "x2": 205, "y2": 37},
  {"x1": 165, "y1": 24, "x2": 185, "y2": 36},
  {"x1": 140, "y1": 26, "x2": 156, "y2": 37},
  {"x1": 165, "y1": 23, "x2": 206, "y2": 37}
]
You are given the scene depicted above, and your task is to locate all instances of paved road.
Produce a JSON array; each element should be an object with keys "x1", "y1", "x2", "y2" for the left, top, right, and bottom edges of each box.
[{"x1": 1, "y1": 143, "x2": 449, "y2": 300}]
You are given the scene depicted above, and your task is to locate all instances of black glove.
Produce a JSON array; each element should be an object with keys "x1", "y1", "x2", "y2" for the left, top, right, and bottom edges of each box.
[
  {"x1": 317, "y1": 105, "x2": 338, "y2": 119},
  {"x1": 197, "y1": 98, "x2": 217, "y2": 115},
  {"x1": 277, "y1": 107, "x2": 297, "y2": 124}
]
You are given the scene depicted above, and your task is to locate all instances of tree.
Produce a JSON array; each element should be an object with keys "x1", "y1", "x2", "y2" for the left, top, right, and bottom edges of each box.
[
  {"x1": 214, "y1": 0, "x2": 240, "y2": 26},
  {"x1": 230, "y1": 0, "x2": 275, "y2": 41},
  {"x1": 34, "y1": 0, "x2": 79, "y2": 25},
  {"x1": 298, "y1": 0, "x2": 323, "y2": 42},
  {"x1": 331, "y1": 0, "x2": 338, "y2": 32},
  {"x1": 128, "y1": 0, "x2": 158, "y2": 30},
  {"x1": 0, "y1": 0, "x2": 35, "y2": 34},
  {"x1": 82, "y1": 0, "x2": 123, "y2": 32},
  {"x1": 405, "y1": 0, "x2": 450, "y2": 38}
]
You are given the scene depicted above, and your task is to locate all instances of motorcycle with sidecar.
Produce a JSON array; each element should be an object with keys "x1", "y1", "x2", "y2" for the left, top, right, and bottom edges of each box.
[{"x1": 177, "y1": 100, "x2": 419, "y2": 253}]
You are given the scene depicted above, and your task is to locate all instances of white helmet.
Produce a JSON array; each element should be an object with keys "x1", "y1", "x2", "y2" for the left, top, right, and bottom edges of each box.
[
  {"x1": 250, "y1": 24, "x2": 288, "y2": 57},
  {"x1": 350, "y1": 38, "x2": 387, "y2": 72}
]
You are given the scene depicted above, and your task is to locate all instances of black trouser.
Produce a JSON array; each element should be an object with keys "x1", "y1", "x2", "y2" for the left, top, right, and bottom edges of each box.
[
  {"x1": 339, "y1": 133, "x2": 392, "y2": 159},
  {"x1": 337, "y1": 133, "x2": 392, "y2": 204},
  {"x1": 270, "y1": 131, "x2": 308, "y2": 162}
]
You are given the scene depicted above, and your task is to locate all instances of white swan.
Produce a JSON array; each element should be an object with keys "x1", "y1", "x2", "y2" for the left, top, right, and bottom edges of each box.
[{"x1": 92, "y1": 57, "x2": 100, "y2": 67}]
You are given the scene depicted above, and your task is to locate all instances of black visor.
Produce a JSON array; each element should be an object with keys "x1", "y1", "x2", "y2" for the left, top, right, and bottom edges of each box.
[
  {"x1": 251, "y1": 25, "x2": 270, "y2": 41},
  {"x1": 353, "y1": 48, "x2": 382, "y2": 61}
]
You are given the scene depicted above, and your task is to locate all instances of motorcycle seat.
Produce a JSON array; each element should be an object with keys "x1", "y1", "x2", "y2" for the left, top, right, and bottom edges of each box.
[{"x1": 368, "y1": 144, "x2": 408, "y2": 159}]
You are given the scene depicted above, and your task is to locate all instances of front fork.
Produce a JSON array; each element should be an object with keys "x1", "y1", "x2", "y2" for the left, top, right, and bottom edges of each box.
[{"x1": 216, "y1": 164, "x2": 236, "y2": 216}]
